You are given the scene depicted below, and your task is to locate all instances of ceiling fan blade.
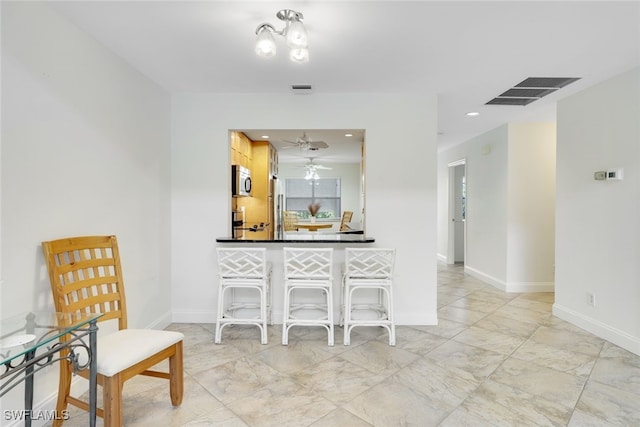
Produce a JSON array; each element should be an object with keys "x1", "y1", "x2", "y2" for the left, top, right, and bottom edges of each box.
[{"x1": 308, "y1": 141, "x2": 329, "y2": 149}]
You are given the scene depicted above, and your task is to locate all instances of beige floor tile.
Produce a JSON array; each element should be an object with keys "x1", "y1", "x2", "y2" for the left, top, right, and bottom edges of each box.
[
  {"x1": 309, "y1": 408, "x2": 372, "y2": 427},
  {"x1": 530, "y1": 325, "x2": 605, "y2": 357},
  {"x1": 226, "y1": 378, "x2": 336, "y2": 427},
  {"x1": 489, "y1": 358, "x2": 586, "y2": 410},
  {"x1": 292, "y1": 357, "x2": 387, "y2": 405},
  {"x1": 46, "y1": 263, "x2": 640, "y2": 427},
  {"x1": 437, "y1": 305, "x2": 488, "y2": 325},
  {"x1": 473, "y1": 312, "x2": 541, "y2": 338},
  {"x1": 338, "y1": 340, "x2": 419, "y2": 375},
  {"x1": 425, "y1": 340, "x2": 506, "y2": 381},
  {"x1": 193, "y1": 356, "x2": 285, "y2": 405},
  {"x1": 569, "y1": 380, "x2": 640, "y2": 426},
  {"x1": 342, "y1": 378, "x2": 453, "y2": 426},
  {"x1": 452, "y1": 325, "x2": 527, "y2": 355},
  {"x1": 251, "y1": 340, "x2": 336, "y2": 375},
  {"x1": 441, "y1": 379, "x2": 572, "y2": 427}
]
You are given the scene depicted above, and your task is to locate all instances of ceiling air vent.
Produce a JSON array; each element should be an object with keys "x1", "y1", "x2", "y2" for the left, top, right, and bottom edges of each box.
[
  {"x1": 486, "y1": 76, "x2": 580, "y2": 106},
  {"x1": 291, "y1": 84, "x2": 313, "y2": 94}
]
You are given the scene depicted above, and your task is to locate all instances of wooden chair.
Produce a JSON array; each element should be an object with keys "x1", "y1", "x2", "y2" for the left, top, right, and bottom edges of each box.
[
  {"x1": 340, "y1": 211, "x2": 354, "y2": 231},
  {"x1": 42, "y1": 235, "x2": 184, "y2": 426},
  {"x1": 283, "y1": 211, "x2": 299, "y2": 231}
]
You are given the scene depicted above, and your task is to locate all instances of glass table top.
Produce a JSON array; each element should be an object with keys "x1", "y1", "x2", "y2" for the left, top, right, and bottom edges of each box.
[{"x1": 0, "y1": 312, "x2": 102, "y2": 365}]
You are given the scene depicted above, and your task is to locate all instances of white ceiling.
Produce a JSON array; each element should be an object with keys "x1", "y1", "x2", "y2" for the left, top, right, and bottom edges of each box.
[
  {"x1": 241, "y1": 129, "x2": 364, "y2": 164},
  {"x1": 51, "y1": 1, "x2": 640, "y2": 153}
]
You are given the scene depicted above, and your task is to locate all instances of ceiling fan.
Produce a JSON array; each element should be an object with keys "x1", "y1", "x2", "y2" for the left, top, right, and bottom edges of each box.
[
  {"x1": 281, "y1": 132, "x2": 329, "y2": 152},
  {"x1": 304, "y1": 157, "x2": 332, "y2": 171},
  {"x1": 295, "y1": 157, "x2": 331, "y2": 180}
]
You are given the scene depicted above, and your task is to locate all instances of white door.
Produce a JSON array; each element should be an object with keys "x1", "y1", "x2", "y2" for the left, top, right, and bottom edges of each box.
[
  {"x1": 447, "y1": 160, "x2": 466, "y2": 265},
  {"x1": 453, "y1": 165, "x2": 466, "y2": 263}
]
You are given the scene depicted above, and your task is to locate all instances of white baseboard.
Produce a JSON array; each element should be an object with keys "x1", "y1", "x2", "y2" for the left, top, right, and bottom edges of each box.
[
  {"x1": 464, "y1": 265, "x2": 506, "y2": 291},
  {"x1": 553, "y1": 303, "x2": 640, "y2": 356},
  {"x1": 505, "y1": 281, "x2": 555, "y2": 293},
  {"x1": 464, "y1": 266, "x2": 553, "y2": 293},
  {"x1": 147, "y1": 310, "x2": 173, "y2": 330},
  {"x1": 437, "y1": 253, "x2": 447, "y2": 263}
]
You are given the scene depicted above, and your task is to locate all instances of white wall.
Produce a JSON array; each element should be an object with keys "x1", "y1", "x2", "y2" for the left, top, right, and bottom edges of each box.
[
  {"x1": 438, "y1": 126, "x2": 509, "y2": 286},
  {"x1": 555, "y1": 67, "x2": 640, "y2": 355},
  {"x1": 171, "y1": 93, "x2": 438, "y2": 325},
  {"x1": 1, "y1": 2, "x2": 172, "y2": 421},
  {"x1": 507, "y1": 123, "x2": 556, "y2": 289}
]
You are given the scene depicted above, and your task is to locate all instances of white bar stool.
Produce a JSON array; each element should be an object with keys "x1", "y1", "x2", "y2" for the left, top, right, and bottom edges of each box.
[
  {"x1": 341, "y1": 248, "x2": 396, "y2": 346},
  {"x1": 215, "y1": 247, "x2": 272, "y2": 344},
  {"x1": 282, "y1": 247, "x2": 334, "y2": 346}
]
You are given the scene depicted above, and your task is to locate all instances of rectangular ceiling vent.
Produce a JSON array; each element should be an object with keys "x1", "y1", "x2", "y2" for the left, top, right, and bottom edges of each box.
[
  {"x1": 486, "y1": 76, "x2": 580, "y2": 106},
  {"x1": 291, "y1": 84, "x2": 313, "y2": 94}
]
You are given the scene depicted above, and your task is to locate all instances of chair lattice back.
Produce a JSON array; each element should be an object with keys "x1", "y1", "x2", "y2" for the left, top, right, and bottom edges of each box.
[
  {"x1": 345, "y1": 248, "x2": 396, "y2": 279},
  {"x1": 217, "y1": 248, "x2": 268, "y2": 279},
  {"x1": 42, "y1": 235, "x2": 128, "y2": 329},
  {"x1": 283, "y1": 248, "x2": 333, "y2": 280}
]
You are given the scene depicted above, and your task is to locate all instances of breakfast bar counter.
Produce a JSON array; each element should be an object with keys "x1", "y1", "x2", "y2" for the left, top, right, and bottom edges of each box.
[
  {"x1": 216, "y1": 234, "x2": 375, "y2": 243},
  {"x1": 215, "y1": 234, "x2": 376, "y2": 324}
]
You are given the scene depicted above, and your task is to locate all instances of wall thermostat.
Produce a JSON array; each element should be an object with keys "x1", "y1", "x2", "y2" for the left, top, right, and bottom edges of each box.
[
  {"x1": 607, "y1": 169, "x2": 624, "y2": 180},
  {"x1": 595, "y1": 169, "x2": 624, "y2": 181}
]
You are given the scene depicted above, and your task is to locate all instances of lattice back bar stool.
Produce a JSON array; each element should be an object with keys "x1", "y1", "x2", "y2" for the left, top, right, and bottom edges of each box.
[
  {"x1": 341, "y1": 248, "x2": 396, "y2": 346},
  {"x1": 282, "y1": 247, "x2": 334, "y2": 346},
  {"x1": 215, "y1": 247, "x2": 272, "y2": 344}
]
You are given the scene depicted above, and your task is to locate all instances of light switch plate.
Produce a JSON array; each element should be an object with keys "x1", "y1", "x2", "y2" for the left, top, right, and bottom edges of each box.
[{"x1": 594, "y1": 171, "x2": 606, "y2": 180}]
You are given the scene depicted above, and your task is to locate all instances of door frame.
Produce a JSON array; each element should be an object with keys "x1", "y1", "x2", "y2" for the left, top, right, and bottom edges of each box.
[{"x1": 447, "y1": 159, "x2": 467, "y2": 265}]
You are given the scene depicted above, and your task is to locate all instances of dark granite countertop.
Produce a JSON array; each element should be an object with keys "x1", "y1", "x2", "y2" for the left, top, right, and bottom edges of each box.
[{"x1": 216, "y1": 234, "x2": 375, "y2": 243}]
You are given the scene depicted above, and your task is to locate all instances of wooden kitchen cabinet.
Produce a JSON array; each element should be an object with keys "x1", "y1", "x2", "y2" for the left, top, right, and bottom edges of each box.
[
  {"x1": 230, "y1": 131, "x2": 252, "y2": 168},
  {"x1": 231, "y1": 134, "x2": 278, "y2": 240},
  {"x1": 244, "y1": 141, "x2": 277, "y2": 239}
]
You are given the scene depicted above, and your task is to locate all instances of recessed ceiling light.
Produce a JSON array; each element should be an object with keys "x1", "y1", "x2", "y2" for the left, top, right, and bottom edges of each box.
[
  {"x1": 466, "y1": 112, "x2": 480, "y2": 117},
  {"x1": 262, "y1": 135, "x2": 270, "y2": 139},
  {"x1": 344, "y1": 133, "x2": 353, "y2": 137}
]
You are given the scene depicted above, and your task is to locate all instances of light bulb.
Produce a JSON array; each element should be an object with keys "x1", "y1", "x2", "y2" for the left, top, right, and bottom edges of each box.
[
  {"x1": 289, "y1": 47, "x2": 309, "y2": 63},
  {"x1": 255, "y1": 28, "x2": 276, "y2": 58},
  {"x1": 286, "y1": 20, "x2": 308, "y2": 48}
]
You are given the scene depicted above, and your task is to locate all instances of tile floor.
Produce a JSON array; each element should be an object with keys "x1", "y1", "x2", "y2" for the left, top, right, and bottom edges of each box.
[{"x1": 58, "y1": 263, "x2": 640, "y2": 426}]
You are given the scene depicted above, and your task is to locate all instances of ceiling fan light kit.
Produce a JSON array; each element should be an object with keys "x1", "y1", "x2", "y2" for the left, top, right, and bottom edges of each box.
[{"x1": 255, "y1": 9, "x2": 309, "y2": 63}]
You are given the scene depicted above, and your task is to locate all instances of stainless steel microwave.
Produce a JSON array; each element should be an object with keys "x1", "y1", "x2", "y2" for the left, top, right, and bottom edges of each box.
[{"x1": 232, "y1": 165, "x2": 252, "y2": 197}]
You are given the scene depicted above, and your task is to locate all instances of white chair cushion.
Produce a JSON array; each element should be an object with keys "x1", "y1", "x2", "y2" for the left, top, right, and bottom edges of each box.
[{"x1": 92, "y1": 329, "x2": 183, "y2": 377}]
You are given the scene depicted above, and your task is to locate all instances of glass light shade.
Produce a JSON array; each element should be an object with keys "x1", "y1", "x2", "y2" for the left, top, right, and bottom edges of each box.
[
  {"x1": 255, "y1": 29, "x2": 276, "y2": 57},
  {"x1": 286, "y1": 20, "x2": 308, "y2": 48},
  {"x1": 289, "y1": 47, "x2": 309, "y2": 63}
]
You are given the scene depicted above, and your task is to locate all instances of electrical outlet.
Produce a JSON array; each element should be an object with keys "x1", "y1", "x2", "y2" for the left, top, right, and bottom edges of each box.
[{"x1": 587, "y1": 293, "x2": 596, "y2": 307}]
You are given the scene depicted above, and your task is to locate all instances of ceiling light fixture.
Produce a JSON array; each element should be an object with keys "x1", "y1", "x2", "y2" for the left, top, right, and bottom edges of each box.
[
  {"x1": 466, "y1": 111, "x2": 480, "y2": 117},
  {"x1": 305, "y1": 169, "x2": 320, "y2": 180},
  {"x1": 255, "y1": 9, "x2": 309, "y2": 63}
]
